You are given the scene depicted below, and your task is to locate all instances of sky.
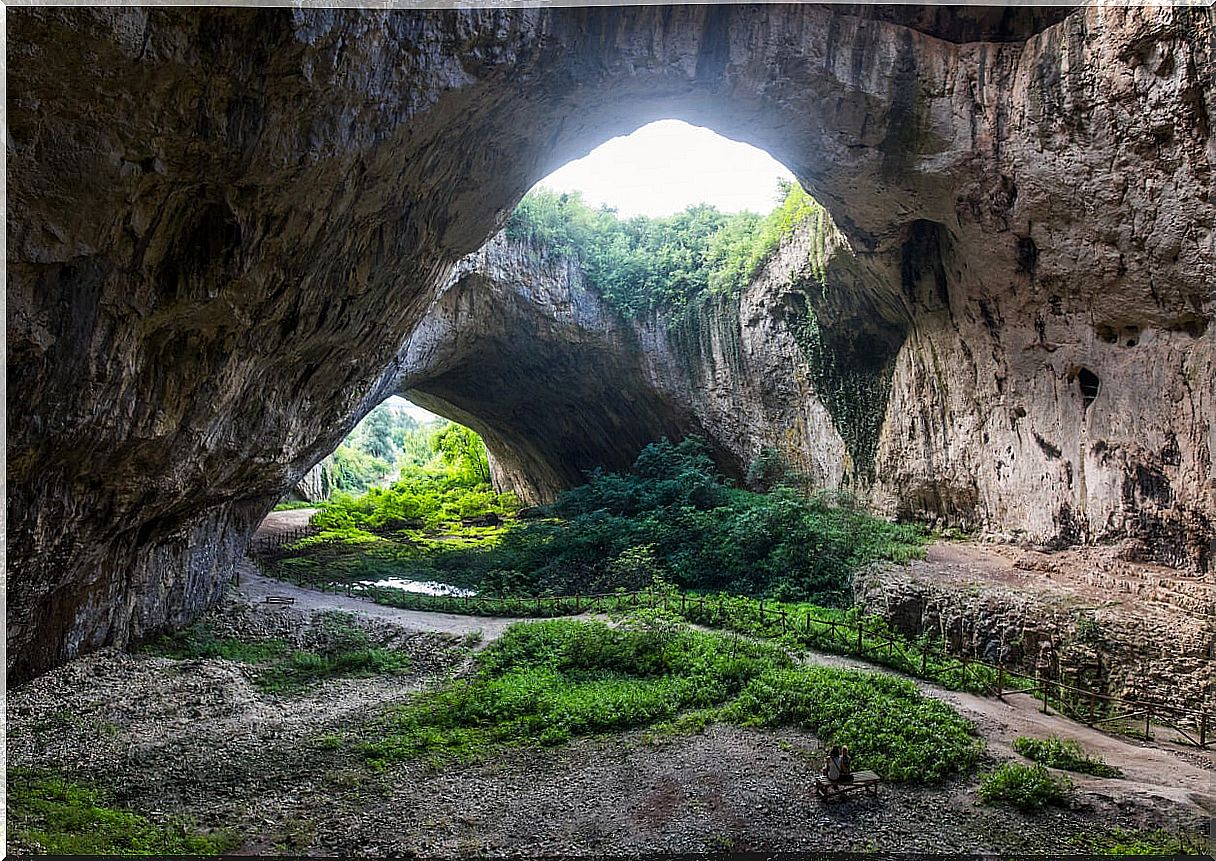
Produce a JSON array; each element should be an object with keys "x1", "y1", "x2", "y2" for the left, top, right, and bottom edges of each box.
[
  {"x1": 533, "y1": 119, "x2": 796, "y2": 218},
  {"x1": 385, "y1": 395, "x2": 441, "y2": 423}
]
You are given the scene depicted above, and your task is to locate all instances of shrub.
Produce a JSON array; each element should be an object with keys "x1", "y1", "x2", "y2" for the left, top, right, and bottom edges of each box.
[
  {"x1": 723, "y1": 666, "x2": 983, "y2": 782},
  {"x1": 1012, "y1": 735, "x2": 1122, "y2": 778},
  {"x1": 278, "y1": 436, "x2": 927, "y2": 607},
  {"x1": 977, "y1": 762, "x2": 1072, "y2": 811},
  {"x1": 362, "y1": 618, "x2": 980, "y2": 785}
]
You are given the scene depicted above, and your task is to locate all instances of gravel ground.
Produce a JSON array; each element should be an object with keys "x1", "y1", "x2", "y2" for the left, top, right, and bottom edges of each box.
[{"x1": 7, "y1": 576, "x2": 1211, "y2": 857}]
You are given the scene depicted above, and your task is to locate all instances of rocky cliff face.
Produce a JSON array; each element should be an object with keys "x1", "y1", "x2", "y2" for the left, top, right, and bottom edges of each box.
[{"x1": 8, "y1": 5, "x2": 1213, "y2": 680}]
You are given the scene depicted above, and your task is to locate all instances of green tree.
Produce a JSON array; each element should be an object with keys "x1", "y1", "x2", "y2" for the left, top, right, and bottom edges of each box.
[
  {"x1": 505, "y1": 180, "x2": 828, "y2": 319},
  {"x1": 432, "y1": 424, "x2": 491, "y2": 484}
]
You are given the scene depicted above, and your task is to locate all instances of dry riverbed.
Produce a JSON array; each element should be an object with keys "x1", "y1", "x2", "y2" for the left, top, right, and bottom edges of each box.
[{"x1": 7, "y1": 570, "x2": 1211, "y2": 856}]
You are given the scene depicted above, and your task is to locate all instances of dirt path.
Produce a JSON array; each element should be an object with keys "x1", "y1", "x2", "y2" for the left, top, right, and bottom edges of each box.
[
  {"x1": 244, "y1": 565, "x2": 1212, "y2": 817},
  {"x1": 255, "y1": 507, "x2": 318, "y2": 538},
  {"x1": 9, "y1": 564, "x2": 1211, "y2": 856},
  {"x1": 236, "y1": 562, "x2": 520, "y2": 642}
]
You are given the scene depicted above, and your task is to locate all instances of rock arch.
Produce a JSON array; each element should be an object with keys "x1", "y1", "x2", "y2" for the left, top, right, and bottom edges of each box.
[{"x1": 7, "y1": 5, "x2": 1212, "y2": 680}]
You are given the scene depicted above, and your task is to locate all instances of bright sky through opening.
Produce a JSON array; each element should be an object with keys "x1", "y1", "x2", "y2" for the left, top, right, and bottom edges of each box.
[{"x1": 534, "y1": 120, "x2": 796, "y2": 218}]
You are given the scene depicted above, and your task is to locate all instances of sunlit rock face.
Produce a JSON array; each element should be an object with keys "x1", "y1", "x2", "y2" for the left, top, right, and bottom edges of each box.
[
  {"x1": 396, "y1": 227, "x2": 863, "y2": 503},
  {"x1": 7, "y1": 5, "x2": 1212, "y2": 680}
]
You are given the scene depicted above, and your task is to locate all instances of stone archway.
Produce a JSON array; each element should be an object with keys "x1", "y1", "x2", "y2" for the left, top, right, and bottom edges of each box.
[{"x1": 7, "y1": 5, "x2": 1212, "y2": 681}]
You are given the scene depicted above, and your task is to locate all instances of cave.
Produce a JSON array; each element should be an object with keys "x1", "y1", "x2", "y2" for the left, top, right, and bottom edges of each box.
[{"x1": 8, "y1": 5, "x2": 1214, "y2": 690}]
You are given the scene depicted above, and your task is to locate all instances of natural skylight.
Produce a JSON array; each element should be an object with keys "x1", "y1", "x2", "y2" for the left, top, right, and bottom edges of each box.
[
  {"x1": 385, "y1": 394, "x2": 441, "y2": 423},
  {"x1": 534, "y1": 119, "x2": 795, "y2": 218}
]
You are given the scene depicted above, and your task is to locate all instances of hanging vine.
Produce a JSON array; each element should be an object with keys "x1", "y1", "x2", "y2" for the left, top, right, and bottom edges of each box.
[{"x1": 787, "y1": 302, "x2": 897, "y2": 481}]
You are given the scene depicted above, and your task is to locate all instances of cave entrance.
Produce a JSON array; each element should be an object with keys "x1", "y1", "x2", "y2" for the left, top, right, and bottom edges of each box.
[
  {"x1": 286, "y1": 396, "x2": 495, "y2": 503},
  {"x1": 390, "y1": 119, "x2": 835, "y2": 503}
]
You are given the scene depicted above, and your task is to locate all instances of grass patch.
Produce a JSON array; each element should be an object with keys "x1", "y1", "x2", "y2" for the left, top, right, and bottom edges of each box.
[
  {"x1": 1069, "y1": 826, "x2": 1211, "y2": 856},
  {"x1": 977, "y1": 762, "x2": 1072, "y2": 812},
  {"x1": 6, "y1": 768, "x2": 236, "y2": 856},
  {"x1": 363, "y1": 585, "x2": 1016, "y2": 697},
  {"x1": 361, "y1": 617, "x2": 980, "y2": 783},
  {"x1": 1013, "y1": 735, "x2": 1122, "y2": 778},
  {"x1": 142, "y1": 614, "x2": 411, "y2": 693}
]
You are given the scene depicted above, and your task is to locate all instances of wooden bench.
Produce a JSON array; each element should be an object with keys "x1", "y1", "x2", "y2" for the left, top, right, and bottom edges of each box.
[
  {"x1": 264, "y1": 595, "x2": 296, "y2": 605},
  {"x1": 814, "y1": 770, "x2": 881, "y2": 802}
]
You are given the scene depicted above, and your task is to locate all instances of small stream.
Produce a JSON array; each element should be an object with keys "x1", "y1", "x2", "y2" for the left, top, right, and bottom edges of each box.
[{"x1": 346, "y1": 577, "x2": 476, "y2": 597}]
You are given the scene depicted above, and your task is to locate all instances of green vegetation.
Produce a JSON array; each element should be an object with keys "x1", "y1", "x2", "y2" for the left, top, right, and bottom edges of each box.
[
  {"x1": 364, "y1": 585, "x2": 1010, "y2": 697},
  {"x1": 277, "y1": 437, "x2": 925, "y2": 606},
  {"x1": 301, "y1": 402, "x2": 446, "y2": 499},
  {"x1": 977, "y1": 762, "x2": 1073, "y2": 812},
  {"x1": 1012, "y1": 735, "x2": 1123, "y2": 778},
  {"x1": 1069, "y1": 827, "x2": 1211, "y2": 856},
  {"x1": 7, "y1": 768, "x2": 235, "y2": 856},
  {"x1": 142, "y1": 613, "x2": 411, "y2": 693},
  {"x1": 273, "y1": 499, "x2": 320, "y2": 511},
  {"x1": 362, "y1": 617, "x2": 980, "y2": 781},
  {"x1": 497, "y1": 437, "x2": 924, "y2": 601},
  {"x1": 506, "y1": 180, "x2": 828, "y2": 319},
  {"x1": 725, "y1": 665, "x2": 982, "y2": 782}
]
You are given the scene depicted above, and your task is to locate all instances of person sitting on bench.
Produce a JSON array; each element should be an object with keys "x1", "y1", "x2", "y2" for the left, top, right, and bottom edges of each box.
[
  {"x1": 822, "y1": 745, "x2": 853, "y2": 782},
  {"x1": 822, "y1": 746, "x2": 843, "y2": 781}
]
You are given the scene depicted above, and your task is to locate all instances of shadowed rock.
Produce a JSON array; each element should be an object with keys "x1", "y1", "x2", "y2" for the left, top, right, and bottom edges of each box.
[{"x1": 7, "y1": 5, "x2": 1213, "y2": 680}]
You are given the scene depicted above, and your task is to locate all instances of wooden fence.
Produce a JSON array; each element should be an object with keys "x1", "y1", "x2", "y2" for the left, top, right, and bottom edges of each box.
[{"x1": 246, "y1": 541, "x2": 1210, "y2": 750}]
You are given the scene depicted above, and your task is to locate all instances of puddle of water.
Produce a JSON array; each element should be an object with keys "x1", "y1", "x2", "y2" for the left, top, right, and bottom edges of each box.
[{"x1": 349, "y1": 578, "x2": 476, "y2": 597}]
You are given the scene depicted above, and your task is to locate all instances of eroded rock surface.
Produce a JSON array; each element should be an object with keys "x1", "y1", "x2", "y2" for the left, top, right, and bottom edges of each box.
[{"x1": 7, "y1": 5, "x2": 1213, "y2": 678}]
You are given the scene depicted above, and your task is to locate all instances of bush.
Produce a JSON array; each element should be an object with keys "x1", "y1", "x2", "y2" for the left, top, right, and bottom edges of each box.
[
  {"x1": 474, "y1": 437, "x2": 926, "y2": 603},
  {"x1": 362, "y1": 618, "x2": 980, "y2": 785},
  {"x1": 1012, "y1": 735, "x2": 1122, "y2": 778},
  {"x1": 977, "y1": 762, "x2": 1072, "y2": 811},
  {"x1": 724, "y1": 666, "x2": 983, "y2": 782},
  {"x1": 280, "y1": 436, "x2": 926, "y2": 606},
  {"x1": 6, "y1": 768, "x2": 235, "y2": 856}
]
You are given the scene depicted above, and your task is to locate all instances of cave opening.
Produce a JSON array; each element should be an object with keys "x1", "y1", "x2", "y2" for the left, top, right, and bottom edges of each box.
[
  {"x1": 386, "y1": 117, "x2": 856, "y2": 505},
  {"x1": 1078, "y1": 367, "x2": 1101, "y2": 409}
]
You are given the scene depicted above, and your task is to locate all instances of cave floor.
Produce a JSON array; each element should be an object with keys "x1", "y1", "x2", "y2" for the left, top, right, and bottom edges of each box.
[
  {"x1": 7, "y1": 562, "x2": 1211, "y2": 857},
  {"x1": 912, "y1": 539, "x2": 1213, "y2": 617}
]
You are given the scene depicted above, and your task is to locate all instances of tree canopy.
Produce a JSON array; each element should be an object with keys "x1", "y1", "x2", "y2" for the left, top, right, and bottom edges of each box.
[{"x1": 505, "y1": 179, "x2": 827, "y2": 319}]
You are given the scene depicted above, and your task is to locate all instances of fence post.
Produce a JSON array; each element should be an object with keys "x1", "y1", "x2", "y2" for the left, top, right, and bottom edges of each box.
[
  {"x1": 1087, "y1": 692, "x2": 1096, "y2": 725},
  {"x1": 996, "y1": 664, "x2": 1005, "y2": 699},
  {"x1": 804, "y1": 612, "x2": 811, "y2": 634},
  {"x1": 575, "y1": 594, "x2": 581, "y2": 614},
  {"x1": 1200, "y1": 713, "x2": 1207, "y2": 748},
  {"x1": 758, "y1": 600, "x2": 764, "y2": 623},
  {"x1": 780, "y1": 608, "x2": 787, "y2": 633},
  {"x1": 1144, "y1": 708, "x2": 1151, "y2": 741},
  {"x1": 680, "y1": 593, "x2": 686, "y2": 614},
  {"x1": 856, "y1": 623, "x2": 863, "y2": 654}
]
